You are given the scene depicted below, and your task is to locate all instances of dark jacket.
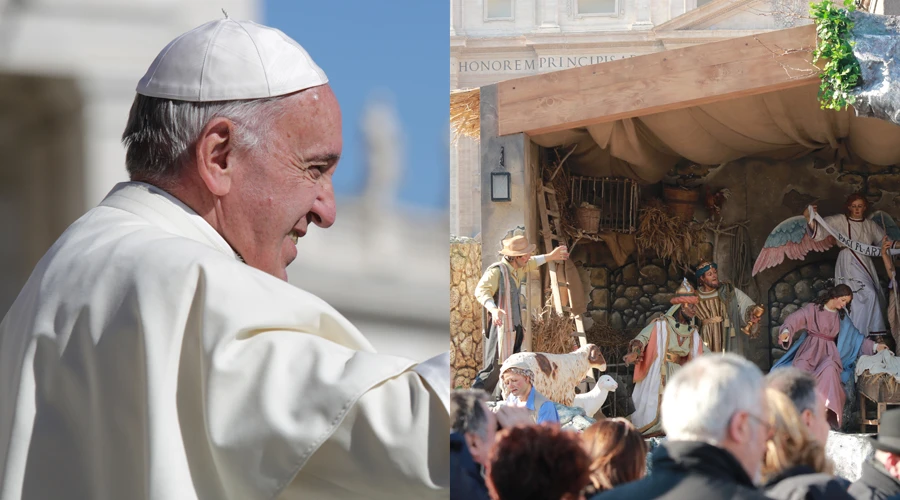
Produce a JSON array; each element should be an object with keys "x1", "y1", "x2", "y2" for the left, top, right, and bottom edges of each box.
[
  {"x1": 591, "y1": 440, "x2": 770, "y2": 500},
  {"x1": 763, "y1": 465, "x2": 852, "y2": 500},
  {"x1": 848, "y1": 459, "x2": 900, "y2": 500},
  {"x1": 450, "y1": 432, "x2": 490, "y2": 500}
]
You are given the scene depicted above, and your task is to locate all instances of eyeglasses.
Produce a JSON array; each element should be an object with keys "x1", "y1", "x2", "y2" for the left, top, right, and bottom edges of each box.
[{"x1": 731, "y1": 410, "x2": 774, "y2": 439}]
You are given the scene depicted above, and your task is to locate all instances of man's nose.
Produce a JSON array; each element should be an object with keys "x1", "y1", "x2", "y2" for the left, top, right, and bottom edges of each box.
[{"x1": 309, "y1": 182, "x2": 336, "y2": 228}]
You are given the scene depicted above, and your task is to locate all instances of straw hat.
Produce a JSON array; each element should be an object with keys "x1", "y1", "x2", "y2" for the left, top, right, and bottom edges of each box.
[{"x1": 499, "y1": 235, "x2": 537, "y2": 257}]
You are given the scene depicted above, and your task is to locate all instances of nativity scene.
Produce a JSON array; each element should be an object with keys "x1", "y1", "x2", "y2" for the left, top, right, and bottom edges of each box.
[{"x1": 446, "y1": 4, "x2": 900, "y2": 455}]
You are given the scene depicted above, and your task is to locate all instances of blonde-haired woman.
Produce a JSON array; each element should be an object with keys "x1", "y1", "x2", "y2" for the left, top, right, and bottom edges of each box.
[
  {"x1": 581, "y1": 418, "x2": 647, "y2": 496},
  {"x1": 762, "y1": 389, "x2": 852, "y2": 499}
]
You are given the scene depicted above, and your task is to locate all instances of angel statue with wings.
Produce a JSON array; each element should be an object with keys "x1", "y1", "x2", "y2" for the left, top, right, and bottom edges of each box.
[{"x1": 753, "y1": 194, "x2": 900, "y2": 338}]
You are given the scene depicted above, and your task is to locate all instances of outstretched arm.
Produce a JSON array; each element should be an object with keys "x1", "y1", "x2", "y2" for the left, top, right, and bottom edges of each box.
[
  {"x1": 883, "y1": 236, "x2": 896, "y2": 279},
  {"x1": 734, "y1": 288, "x2": 759, "y2": 323},
  {"x1": 281, "y1": 370, "x2": 449, "y2": 499},
  {"x1": 623, "y1": 322, "x2": 655, "y2": 364},
  {"x1": 778, "y1": 305, "x2": 811, "y2": 347}
]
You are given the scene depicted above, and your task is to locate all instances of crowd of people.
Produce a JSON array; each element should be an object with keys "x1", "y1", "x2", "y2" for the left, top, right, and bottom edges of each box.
[{"x1": 451, "y1": 354, "x2": 900, "y2": 500}]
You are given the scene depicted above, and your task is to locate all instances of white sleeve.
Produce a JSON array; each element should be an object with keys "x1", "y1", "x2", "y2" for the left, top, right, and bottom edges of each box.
[
  {"x1": 734, "y1": 288, "x2": 757, "y2": 320},
  {"x1": 533, "y1": 255, "x2": 547, "y2": 266},
  {"x1": 279, "y1": 371, "x2": 450, "y2": 500}
]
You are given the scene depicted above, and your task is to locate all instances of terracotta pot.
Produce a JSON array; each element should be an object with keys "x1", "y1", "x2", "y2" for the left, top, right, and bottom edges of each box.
[{"x1": 662, "y1": 185, "x2": 700, "y2": 221}]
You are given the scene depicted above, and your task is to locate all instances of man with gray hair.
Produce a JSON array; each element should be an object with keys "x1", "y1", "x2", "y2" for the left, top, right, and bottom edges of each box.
[
  {"x1": 593, "y1": 354, "x2": 771, "y2": 499},
  {"x1": 450, "y1": 389, "x2": 532, "y2": 500},
  {"x1": 766, "y1": 367, "x2": 831, "y2": 446},
  {"x1": 451, "y1": 390, "x2": 494, "y2": 500},
  {"x1": 0, "y1": 18, "x2": 448, "y2": 500}
]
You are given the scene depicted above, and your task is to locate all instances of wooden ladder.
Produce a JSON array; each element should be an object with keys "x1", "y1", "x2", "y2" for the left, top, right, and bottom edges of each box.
[
  {"x1": 537, "y1": 183, "x2": 587, "y2": 349},
  {"x1": 538, "y1": 183, "x2": 594, "y2": 394}
]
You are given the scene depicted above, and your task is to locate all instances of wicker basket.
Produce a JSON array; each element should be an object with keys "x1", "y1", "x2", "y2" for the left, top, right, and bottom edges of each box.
[{"x1": 574, "y1": 206, "x2": 601, "y2": 233}]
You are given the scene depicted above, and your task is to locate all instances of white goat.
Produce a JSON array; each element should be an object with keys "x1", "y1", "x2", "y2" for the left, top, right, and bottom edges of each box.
[
  {"x1": 500, "y1": 344, "x2": 607, "y2": 406},
  {"x1": 573, "y1": 374, "x2": 618, "y2": 418}
]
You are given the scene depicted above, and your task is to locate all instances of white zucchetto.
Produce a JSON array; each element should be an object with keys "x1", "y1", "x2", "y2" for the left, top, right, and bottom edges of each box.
[{"x1": 136, "y1": 18, "x2": 328, "y2": 102}]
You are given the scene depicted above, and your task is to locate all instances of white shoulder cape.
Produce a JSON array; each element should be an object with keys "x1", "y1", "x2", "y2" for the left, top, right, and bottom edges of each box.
[{"x1": 0, "y1": 182, "x2": 449, "y2": 500}]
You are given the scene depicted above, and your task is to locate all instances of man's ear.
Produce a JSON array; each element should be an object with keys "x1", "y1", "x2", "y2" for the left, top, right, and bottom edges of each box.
[
  {"x1": 464, "y1": 432, "x2": 482, "y2": 455},
  {"x1": 195, "y1": 117, "x2": 237, "y2": 197},
  {"x1": 728, "y1": 411, "x2": 748, "y2": 443},
  {"x1": 801, "y1": 408, "x2": 815, "y2": 429}
]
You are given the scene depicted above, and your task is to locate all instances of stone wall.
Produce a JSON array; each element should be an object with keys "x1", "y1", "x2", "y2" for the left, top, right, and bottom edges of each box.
[
  {"x1": 581, "y1": 249, "x2": 712, "y2": 332},
  {"x1": 451, "y1": 237, "x2": 483, "y2": 389}
]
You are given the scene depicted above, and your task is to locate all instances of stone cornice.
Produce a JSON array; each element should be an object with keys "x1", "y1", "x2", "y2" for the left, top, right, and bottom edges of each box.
[
  {"x1": 451, "y1": 29, "x2": 769, "y2": 55},
  {"x1": 653, "y1": 0, "x2": 758, "y2": 31}
]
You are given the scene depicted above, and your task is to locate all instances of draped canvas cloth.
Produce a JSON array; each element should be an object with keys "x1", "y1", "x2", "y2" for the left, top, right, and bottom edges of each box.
[
  {"x1": 0, "y1": 182, "x2": 449, "y2": 500},
  {"x1": 531, "y1": 85, "x2": 900, "y2": 182}
]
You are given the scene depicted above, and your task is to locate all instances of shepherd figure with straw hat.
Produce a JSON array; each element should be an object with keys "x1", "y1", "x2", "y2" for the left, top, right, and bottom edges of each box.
[
  {"x1": 624, "y1": 278, "x2": 705, "y2": 436},
  {"x1": 472, "y1": 234, "x2": 569, "y2": 396}
]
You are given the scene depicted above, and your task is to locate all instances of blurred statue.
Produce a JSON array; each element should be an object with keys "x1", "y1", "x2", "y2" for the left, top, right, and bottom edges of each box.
[{"x1": 360, "y1": 94, "x2": 403, "y2": 210}]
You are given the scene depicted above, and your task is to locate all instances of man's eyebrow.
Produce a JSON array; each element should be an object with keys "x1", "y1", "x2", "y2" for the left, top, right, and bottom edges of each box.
[{"x1": 304, "y1": 153, "x2": 341, "y2": 164}]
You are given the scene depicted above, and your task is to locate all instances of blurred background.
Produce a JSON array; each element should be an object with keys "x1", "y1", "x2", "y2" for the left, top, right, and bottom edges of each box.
[{"x1": 0, "y1": 0, "x2": 449, "y2": 361}]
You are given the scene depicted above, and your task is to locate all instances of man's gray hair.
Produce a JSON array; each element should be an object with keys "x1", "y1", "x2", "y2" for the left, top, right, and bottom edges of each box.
[
  {"x1": 121, "y1": 93, "x2": 291, "y2": 182},
  {"x1": 765, "y1": 367, "x2": 818, "y2": 416},
  {"x1": 451, "y1": 389, "x2": 491, "y2": 440},
  {"x1": 661, "y1": 353, "x2": 764, "y2": 444}
]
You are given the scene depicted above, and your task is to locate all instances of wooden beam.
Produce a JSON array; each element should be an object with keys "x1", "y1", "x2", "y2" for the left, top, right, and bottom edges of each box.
[{"x1": 497, "y1": 25, "x2": 819, "y2": 137}]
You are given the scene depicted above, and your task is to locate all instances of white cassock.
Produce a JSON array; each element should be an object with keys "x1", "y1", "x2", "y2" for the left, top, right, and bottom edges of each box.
[{"x1": 0, "y1": 182, "x2": 450, "y2": 500}]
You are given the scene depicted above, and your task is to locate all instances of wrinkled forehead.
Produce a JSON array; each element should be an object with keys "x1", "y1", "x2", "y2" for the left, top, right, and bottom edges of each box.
[{"x1": 272, "y1": 85, "x2": 342, "y2": 159}]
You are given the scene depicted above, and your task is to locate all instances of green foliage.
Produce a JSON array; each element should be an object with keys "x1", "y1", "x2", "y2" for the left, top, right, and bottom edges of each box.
[{"x1": 810, "y1": 0, "x2": 862, "y2": 111}]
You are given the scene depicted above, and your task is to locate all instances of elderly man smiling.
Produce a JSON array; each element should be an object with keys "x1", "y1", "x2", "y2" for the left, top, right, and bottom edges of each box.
[{"x1": 0, "y1": 18, "x2": 448, "y2": 500}]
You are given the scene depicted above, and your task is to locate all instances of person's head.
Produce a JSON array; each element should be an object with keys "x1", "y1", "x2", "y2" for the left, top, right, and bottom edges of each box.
[
  {"x1": 122, "y1": 20, "x2": 341, "y2": 281},
  {"x1": 845, "y1": 193, "x2": 869, "y2": 220},
  {"x1": 870, "y1": 408, "x2": 900, "y2": 480},
  {"x1": 501, "y1": 367, "x2": 534, "y2": 401},
  {"x1": 451, "y1": 389, "x2": 497, "y2": 466},
  {"x1": 765, "y1": 367, "x2": 831, "y2": 446},
  {"x1": 695, "y1": 261, "x2": 720, "y2": 290},
  {"x1": 670, "y1": 278, "x2": 699, "y2": 321},
  {"x1": 762, "y1": 389, "x2": 831, "y2": 480},
  {"x1": 813, "y1": 284, "x2": 853, "y2": 319},
  {"x1": 499, "y1": 235, "x2": 536, "y2": 269},
  {"x1": 661, "y1": 354, "x2": 770, "y2": 483},
  {"x1": 487, "y1": 425, "x2": 591, "y2": 500},
  {"x1": 581, "y1": 418, "x2": 647, "y2": 494},
  {"x1": 875, "y1": 450, "x2": 900, "y2": 480}
]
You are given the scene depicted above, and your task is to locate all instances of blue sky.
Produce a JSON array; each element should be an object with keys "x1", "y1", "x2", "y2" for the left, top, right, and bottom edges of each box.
[{"x1": 264, "y1": 1, "x2": 449, "y2": 209}]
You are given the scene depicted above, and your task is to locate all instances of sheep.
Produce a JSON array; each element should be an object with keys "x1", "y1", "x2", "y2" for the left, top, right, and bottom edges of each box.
[
  {"x1": 500, "y1": 344, "x2": 607, "y2": 406},
  {"x1": 573, "y1": 374, "x2": 618, "y2": 418}
]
